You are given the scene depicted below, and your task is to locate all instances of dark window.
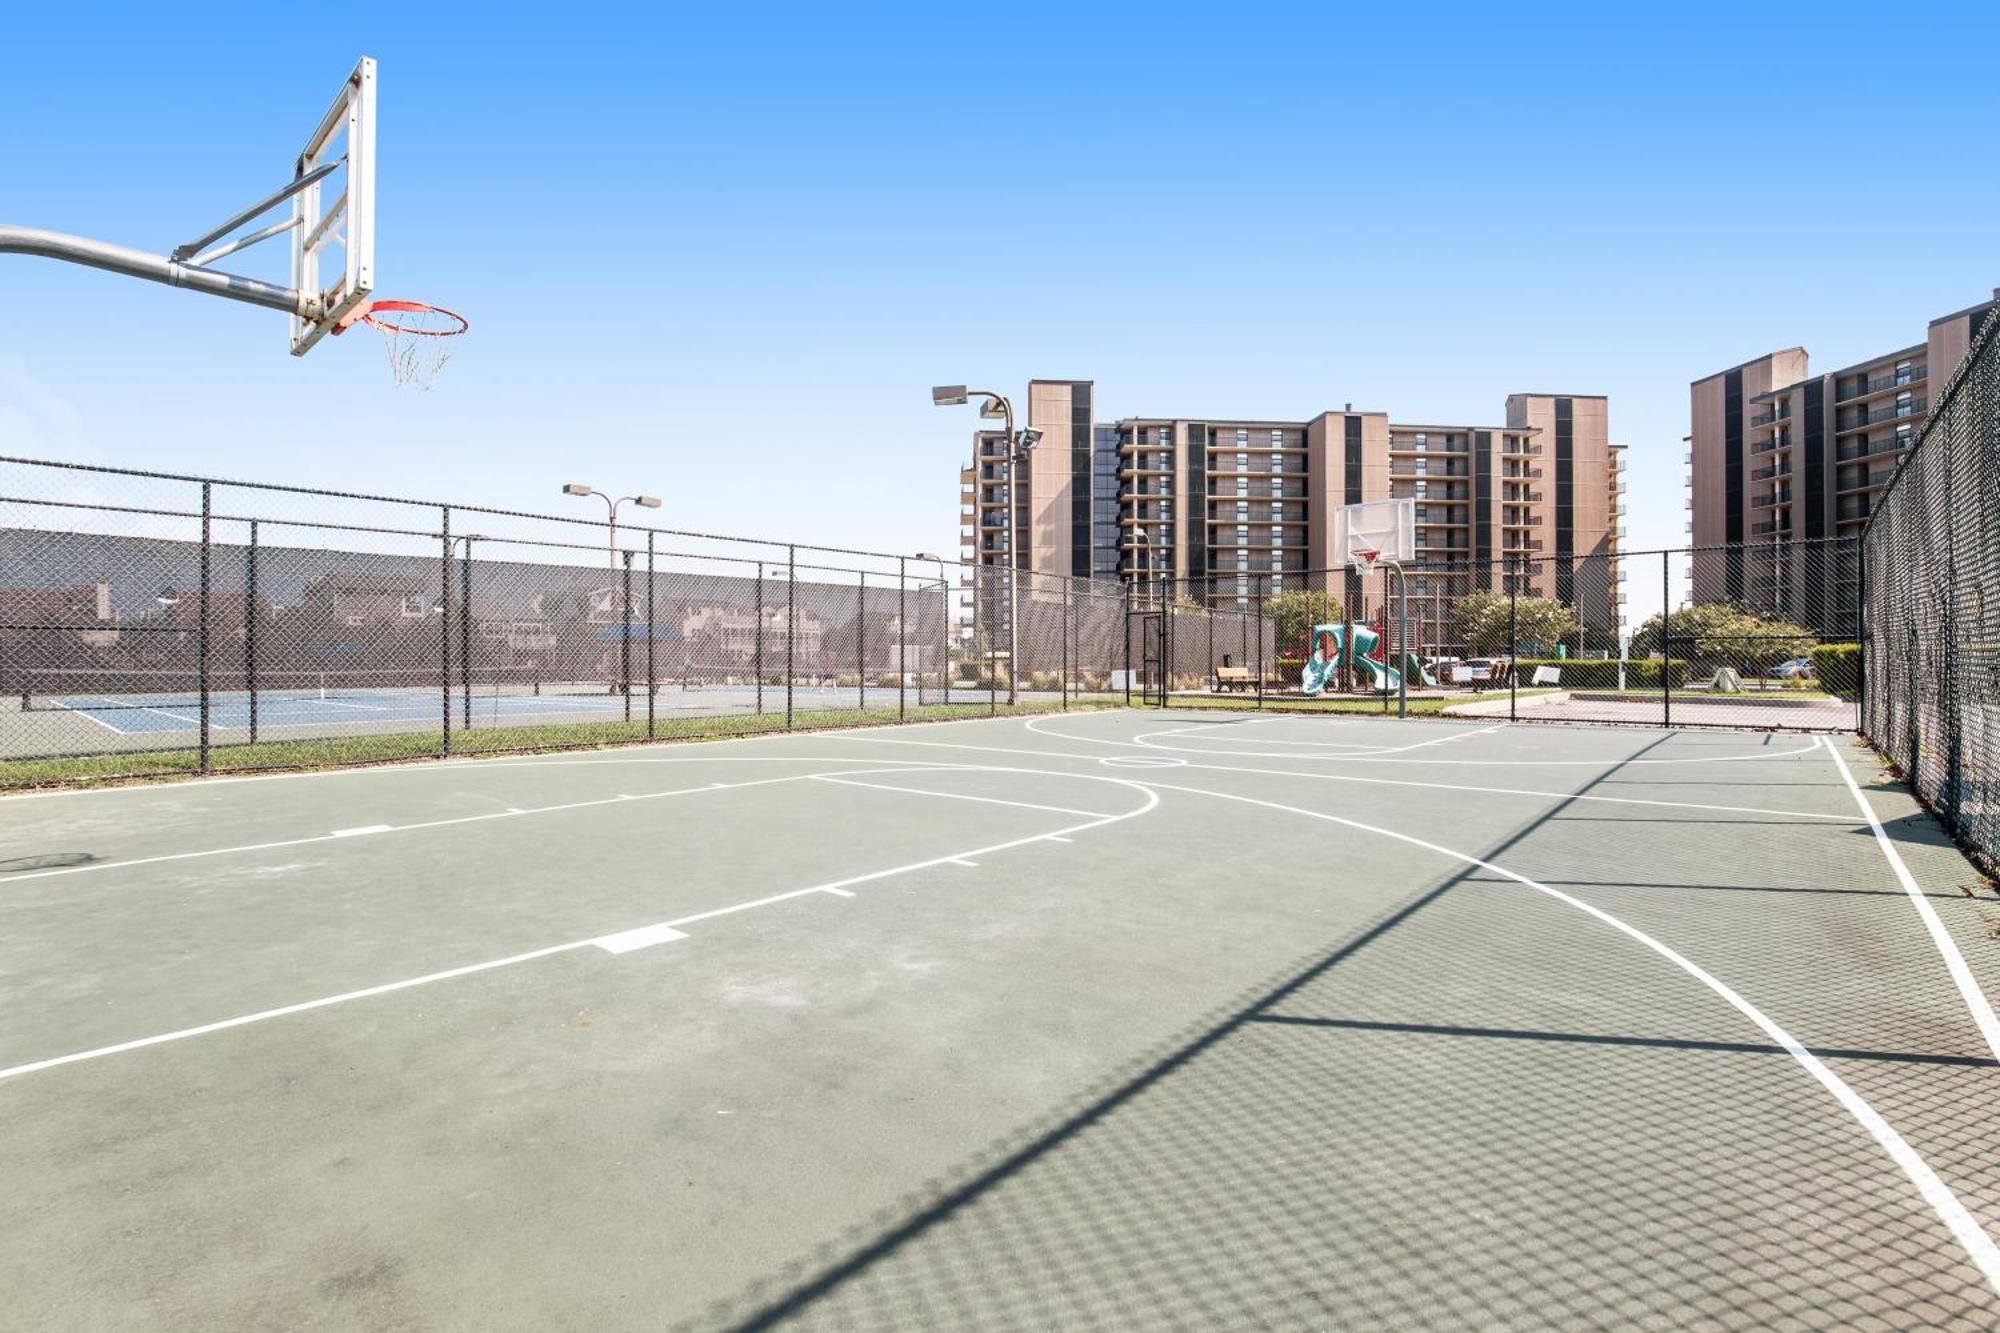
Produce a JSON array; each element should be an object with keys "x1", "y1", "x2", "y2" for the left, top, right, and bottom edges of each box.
[
  {"x1": 1555, "y1": 398, "x2": 1574, "y2": 603},
  {"x1": 1724, "y1": 371, "x2": 1744, "y2": 599}
]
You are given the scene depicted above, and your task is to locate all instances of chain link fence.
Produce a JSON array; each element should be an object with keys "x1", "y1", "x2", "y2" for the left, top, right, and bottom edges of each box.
[
  {"x1": 1862, "y1": 307, "x2": 1999, "y2": 873},
  {"x1": 3, "y1": 451, "x2": 1889, "y2": 791},
  {"x1": 0, "y1": 457, "x2": 986, "y2": 786},
  {"x1": 1001, "y1": 544, "x2": 1858, "y2": 731}
]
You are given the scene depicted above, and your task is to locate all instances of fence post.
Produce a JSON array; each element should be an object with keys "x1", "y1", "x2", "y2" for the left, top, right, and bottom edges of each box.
[
  {"x1": 620, "y1": 550, "x2": 634, "y2": 724},
  {"x1": 1123, "y1": 578, "x2": 1132, "y2": 708},
  {"x1": 1508, "y1": 560, "x2": 1518, "y2": 722},
  {"x1": 1254, "y1": 577, "x2": 1264, "y2": 711},
  {"x1": 440, "y1": 507, "x2": 452, "y2": 758},
  {"x1": 1061, "y1": 576, "x2": 1070, "y2": 711},
  {"x1": 898, "y1": 557, "x2": 907, "y2": 723},
  {"x1": 1661, "y1": 551, "x2": 1672, "y2": 729},
  {"x1": 755, "y1": 560, "x2": 764, "y2": 716},
  {"x1": 461, "y1": 539, "x2": 474, "y2": 730},
  {"x1": 198, "y1": 481, "x2": 212, "y2": 774},
  {"x1": 785, "y1": 545, "x2": 795, "y2": 730},
  {"x1": 1855, "y1": 537, "x2": 1868, "y2": 738},
  {"x1": 646, "y1": 532, "x2": 657, "y2": 741},
  {"x1": 245, "y1": 519, "x2": 259, "y2": 746},
  {"x1": 988, "y1": 568, "x2": 997, "y2": 716},
  {"x1": 857, "y1": 572, "x2": 866, "y2": 712}
]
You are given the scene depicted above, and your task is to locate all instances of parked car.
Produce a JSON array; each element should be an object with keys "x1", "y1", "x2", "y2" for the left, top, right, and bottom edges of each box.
[{"x1": 1768, "y1": 657, "x2": 1814, "y2": 679}]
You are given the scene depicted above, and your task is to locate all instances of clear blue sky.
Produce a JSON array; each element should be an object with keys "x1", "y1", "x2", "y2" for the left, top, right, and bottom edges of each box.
[{"x1": 4, "y1": 2, "x2": 1996, "y2": 608}]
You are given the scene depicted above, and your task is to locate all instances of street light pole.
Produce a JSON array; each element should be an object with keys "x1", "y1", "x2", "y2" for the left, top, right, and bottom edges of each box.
[
  {"x1": 931, "y1": 386, "x2": 1037, "y2": 706},
  {"x1": 562, "y1": 484, "x2": 662, "y2": 569}
]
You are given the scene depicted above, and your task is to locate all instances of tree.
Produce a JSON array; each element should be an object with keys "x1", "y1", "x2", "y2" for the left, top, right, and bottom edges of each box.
[
  {"x1": 1629, "y1": 602, "x2": 1816, "y2": 666},
  {"x1": 1264, "y1": 588, "x2": 1344, "y2": 656},
  {"x1": 1449, "y1": 592, "x2": 1578, "y2": 656}
]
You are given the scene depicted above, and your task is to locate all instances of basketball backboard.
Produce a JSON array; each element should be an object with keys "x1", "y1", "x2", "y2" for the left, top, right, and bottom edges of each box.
[
  {"x1": 289, "y1": 57, "x2": 376, "y2": 355},
  {"x1": 1332, "y1": 498, "x2": 1416, "y2": 573}
]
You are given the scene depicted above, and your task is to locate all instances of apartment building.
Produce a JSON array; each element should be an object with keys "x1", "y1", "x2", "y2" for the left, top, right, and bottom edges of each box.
[
  {"x1": 958, "y1": 384, "x2": 1625, "y2": 639},
  {"x1": 1688, "y1": 288, "x2": 1998, "y2": 625}
]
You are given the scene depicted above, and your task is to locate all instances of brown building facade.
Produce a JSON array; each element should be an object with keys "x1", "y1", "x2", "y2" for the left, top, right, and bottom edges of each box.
[
  {"x1": 1688, "y1": 288, "x2": 1998, "y2": 624},
  {"x1": 959, "y1": 386, "x2": 1623, "y2": 625}
]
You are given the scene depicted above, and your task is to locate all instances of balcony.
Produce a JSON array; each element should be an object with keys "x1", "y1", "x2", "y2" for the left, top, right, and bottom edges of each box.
[
  {"x1": 1837, "y1": 499, "x2": 1871, "y2": 521},
  {"x1": 1390, "y1": 464, "x2": 1469, "y2": 479},
  {"x1": 1749, "y1": 436, "x2": 1792, "y2": 457},
  {"x1": 1751, "y1": 521, "x2": 1787, "y2": 536},
  {"x1": 1117, "y1": 464, "x2": 1172, "y2": 480},
  {"x1": 1837, "y1": 398, "x2": 1925, "y2": 433},
  {"x1": 1836, "y1": 466, "x2": 1901, "y2": 494},
  {"x1": 1750, "y1": 491, "x2": 1792, "y2": 510},
  {"x1": 1501, "y1": 489, "x2": 1544, "y2": 504},
  {"x1": 1750, "y1": 463, "x2": 1791, "y2": 482},
  {"x1": 1500, "y1": 513, "x2": 1545, "y2": 527},
  {"x1": 1749, "y1": 407, "x2": 1791, "y2": 427},
  {"x1": 1501, "y1": 442, "x2": 1545, "y2": 457},
  {"x1": 1837, "y1": 366, "x2": 1924, "y2": 401},
  {"x1": 1501, "y1": 466, "x2": 1544, "y2": 480},
  {"x1": 1835, "y1": 436, "x2": 1911, "y2": 464}
]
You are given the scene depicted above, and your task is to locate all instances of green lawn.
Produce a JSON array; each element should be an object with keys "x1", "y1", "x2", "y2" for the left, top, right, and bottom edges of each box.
[{"x1": 0, "y1": 697, "x2": 1125, "y2": 792}]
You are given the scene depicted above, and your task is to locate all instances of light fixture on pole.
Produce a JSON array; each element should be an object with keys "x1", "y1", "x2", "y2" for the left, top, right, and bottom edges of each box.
[
  {"x1": 932, "y1": 384, "x2": 1033, "y2": 705},
  {"x1": 562, "y1": 483, "x2": 662, "y2": 569}
]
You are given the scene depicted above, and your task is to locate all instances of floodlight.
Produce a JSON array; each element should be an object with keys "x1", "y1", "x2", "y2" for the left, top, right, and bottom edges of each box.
[
  {"x1": 1018, "y1": 427, "x2": 1043, "y2": 449},
  {"x1": 634, "y1": 496, "x2": 662, "y2": 509},
  {"x1": 931, "y1": 385, "x2": 969, "y2": 406},
  {"x1": 563, "y1": 483, "x2": 593, "y2": 496}
]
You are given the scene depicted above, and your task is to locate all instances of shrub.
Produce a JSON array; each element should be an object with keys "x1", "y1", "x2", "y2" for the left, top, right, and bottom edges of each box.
[
  {"x1": 1507, "y1": 658, "x2": 1690, "y2": 689},
  {"x1": 1809, "y1": 643, "x2": 1861, "y2": 697}
]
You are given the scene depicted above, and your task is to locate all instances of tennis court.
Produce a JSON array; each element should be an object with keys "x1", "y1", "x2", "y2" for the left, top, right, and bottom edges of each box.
[
  {"x1": 26, "y1": 679, "x2": 915, "y2": 738},
  {"x1": 3, "y1": 709, "x2": 1998, "y2": 1329}
]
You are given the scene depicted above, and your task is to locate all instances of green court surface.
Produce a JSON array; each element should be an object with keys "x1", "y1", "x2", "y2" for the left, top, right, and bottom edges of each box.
[{"x1": 2, "y1": 711, "x2": 1997, "y2": 1329}]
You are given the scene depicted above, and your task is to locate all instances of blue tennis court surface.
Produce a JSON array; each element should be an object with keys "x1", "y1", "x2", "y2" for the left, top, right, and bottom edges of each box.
[{"x1": 45, "y1": 684, "x2": 900, "y2": 734}]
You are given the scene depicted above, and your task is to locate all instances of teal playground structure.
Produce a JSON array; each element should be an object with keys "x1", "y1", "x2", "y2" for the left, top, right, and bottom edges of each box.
[{"x1": 1300, "y1": 622, "x2": 1401, "y2": 695}]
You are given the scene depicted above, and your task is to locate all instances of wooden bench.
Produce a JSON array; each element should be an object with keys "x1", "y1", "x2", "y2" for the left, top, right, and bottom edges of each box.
[{"x1": 1214, "y1": 666, "x2": 1255, "y2": 692}]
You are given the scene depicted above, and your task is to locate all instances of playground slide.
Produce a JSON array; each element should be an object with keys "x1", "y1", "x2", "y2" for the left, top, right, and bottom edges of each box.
[
  {"x1": 1355, "y1": 653, "x2": 1402, "y2": 695},
  {"x1": 1301, "y1": 621, "x2": 1404, "y2": 696},
  {"x1": 1400, "y1": 653, "x2": 1438, "y2": 688}
]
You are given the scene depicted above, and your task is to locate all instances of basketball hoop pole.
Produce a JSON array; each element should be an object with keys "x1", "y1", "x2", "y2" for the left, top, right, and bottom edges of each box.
[
  {"x1": 0, "y1": 225, "x2": 308, "y2": 317},
  {"x1": 1357, "y1": 555, "x2": 1409, "y2": 719}
]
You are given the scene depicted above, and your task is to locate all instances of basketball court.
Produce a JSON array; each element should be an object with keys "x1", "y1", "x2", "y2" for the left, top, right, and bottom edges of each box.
[
  {"x1": 3, "y1": 710, "x2": 1998, "y2": 1328},
  {"x1": 5, "y1": 51, "x2": 1998, "y2": 1333}
]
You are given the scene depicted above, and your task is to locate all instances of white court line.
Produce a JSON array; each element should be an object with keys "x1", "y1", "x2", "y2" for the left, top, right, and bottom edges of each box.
[
  {"x1": 593, "y1": 923, "x2": 689, "y2": 954},
  {"x1": 1135, "y1": 721, "x2": 1505, "y2": 758},
  {"x1": 42, "y1": 698, "x2": 128, "y2": 735},
  {"x1": 1132, "y1": 776, "x2": 2000, "y2": 1296},
  {"x1": 811, "y1": 774, "x2": 1113, "y2": 821},
  {"x1": 0, "y1": 710, "x2": 1022, "y2": 803},
  {"x1": 1823, "y1": 736, "x2": 2000, "y2": 1067},
  {"x1": 0, "y1": 768, "x2": 1159, "y2": 1084},
  {"x1": 1025, "y1": 713, "x2": 1827, "y2": 765},
  {"x1": 842, "y1": 733, "x2": 1859, "y2": 823},
  {"x1": 0, "y1": 769, "x2": 915, "y2": 886}
]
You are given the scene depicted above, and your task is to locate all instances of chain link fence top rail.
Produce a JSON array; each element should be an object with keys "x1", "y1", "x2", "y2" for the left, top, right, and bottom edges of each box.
[
  {"x1": 0, "y1": 457, "x2": 981, "y2": 785},
  {"x1": 1862, "y1": 307, "x2": 2000, "y2": 873}
]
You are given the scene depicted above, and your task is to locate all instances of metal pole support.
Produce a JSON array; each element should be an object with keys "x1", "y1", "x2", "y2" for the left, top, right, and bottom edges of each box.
[
  {"x1": 198, "y1": 482, "x2": 212, "y2": 774},
  {"x1": 245, "y1": 519, "x2": 259, "y2": 747},
  {"x1": 786, "y1": 546, "x2": 796, "y2": 729}
]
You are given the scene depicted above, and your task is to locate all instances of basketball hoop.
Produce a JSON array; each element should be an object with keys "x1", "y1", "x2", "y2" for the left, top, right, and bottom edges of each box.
[
  {"x1": 1351, "y1": 548, "x2": 1382, "y2": 576},
  {"x1": 334, "y1": 299, "x2": 467, "y2": 388}
]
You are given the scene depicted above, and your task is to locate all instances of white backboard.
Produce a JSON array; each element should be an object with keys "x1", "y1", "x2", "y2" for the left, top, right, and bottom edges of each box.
[
  {"x1": 1332, "y1": 498, "x2": 1416, "y2": 571},
  {"x1": 289, "y1": 57, "x2": 376, "y2": 355}
]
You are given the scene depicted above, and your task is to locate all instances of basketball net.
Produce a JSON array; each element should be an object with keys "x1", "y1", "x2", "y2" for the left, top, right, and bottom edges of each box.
[
  {"x1": 334, "y1": 299, "x2": 468, "y2": 389},
  {"x1": 1351, "y1": 548, "x2": 1382, "y2": 577}
]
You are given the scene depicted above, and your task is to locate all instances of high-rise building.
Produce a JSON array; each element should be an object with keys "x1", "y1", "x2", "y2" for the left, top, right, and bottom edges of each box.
[
  {"x1": 958, "y1": 384, "x2": 1624, "y2": 636},
  {"x1": 1687, "y1": 288, "x2": 1998, "y2": 625}
]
